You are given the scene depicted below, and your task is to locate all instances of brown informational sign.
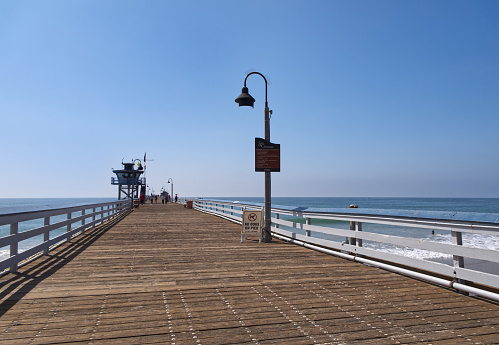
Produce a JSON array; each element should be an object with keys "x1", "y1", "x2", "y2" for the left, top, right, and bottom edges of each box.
[{"x1": 255, "y1": 138, "x2": 280, "y2": 172}]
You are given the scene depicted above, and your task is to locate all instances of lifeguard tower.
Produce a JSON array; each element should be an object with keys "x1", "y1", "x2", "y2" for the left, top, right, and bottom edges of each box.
[{"x1": 111, "y1": 160, "x2": 146, "y2": 201}]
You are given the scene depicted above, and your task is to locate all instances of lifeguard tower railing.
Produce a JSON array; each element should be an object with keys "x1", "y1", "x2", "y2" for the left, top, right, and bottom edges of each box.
[
  {"x1": 111, "y1": 177, "x2": 146, "y2": 185},
  {"x1": 0, "y1": 200, "x2": 130, "y2": 275},
  {"x1": 193, "y1": 198, "x2": 499, "y2": 302}
]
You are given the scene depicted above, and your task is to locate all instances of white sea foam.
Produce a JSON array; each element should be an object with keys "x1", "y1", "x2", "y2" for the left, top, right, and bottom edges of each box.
[
  {"x1": 462, "y1": 233, "x2": 499, "y2": 251},
  {"x1": 364, "y1": 242, "x2": 451, "y2": 260},
  {"x1": 431, "y1": 233, "x2": 499, "y2": 252},
  {"x1": 0, "y1": 242, "x2": 36, "y2": 262},
  {"x1": 0, "y1": 248, "x2": 9, "y2": 262},
  {"x1": 364, "y1": 232, "x2": 499, "y2": 261}
]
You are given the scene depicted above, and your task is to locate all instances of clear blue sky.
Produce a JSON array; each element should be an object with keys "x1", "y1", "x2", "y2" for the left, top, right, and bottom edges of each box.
[{"x1": 1, "y1": 0, "x2": 498, "y2": 198}]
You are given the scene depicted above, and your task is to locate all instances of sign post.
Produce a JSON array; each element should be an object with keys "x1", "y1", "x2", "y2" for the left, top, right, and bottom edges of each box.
[{"x1": 241, "y1": 209, "x2": 263, "y2": 243}]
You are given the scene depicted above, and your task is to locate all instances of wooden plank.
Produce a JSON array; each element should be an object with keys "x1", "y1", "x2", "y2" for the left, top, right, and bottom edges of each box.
[{"x1": 1, "y1": 203, "x2": 498, "y2": 344}]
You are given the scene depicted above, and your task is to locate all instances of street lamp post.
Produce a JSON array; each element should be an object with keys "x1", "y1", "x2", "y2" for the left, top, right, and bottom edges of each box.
[
  {"x1": 168, "y1": 178, "x2": 173, "y2": 202},
  {"x1": 235, "y1": 71, "x2": 272, "y2": 243}
]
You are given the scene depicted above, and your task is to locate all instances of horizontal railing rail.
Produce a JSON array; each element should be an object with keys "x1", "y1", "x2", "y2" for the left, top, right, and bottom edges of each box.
[
  {"x1": 194, "y1": 198, "x2": 499, "y2": 301},
  {"x1": 110, "y1": 177, "x2": 146, "y2": 185},
  {"x1": 0, "y1": 200, "x2": 131, "y2": 274}
]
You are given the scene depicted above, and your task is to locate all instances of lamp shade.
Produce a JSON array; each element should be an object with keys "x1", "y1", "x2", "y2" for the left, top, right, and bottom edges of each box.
[{"x1": 235, "y1": 86, "x2": 255, "y2": 107}]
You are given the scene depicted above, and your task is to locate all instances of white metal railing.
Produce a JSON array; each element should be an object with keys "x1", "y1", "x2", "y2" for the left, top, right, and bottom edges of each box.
[
  {"x1": 194, "y1": 198, "x2": 499, "y2": 301},
  {"x1": 0, "y1": 200, "x2": 131, "y2": 274}
]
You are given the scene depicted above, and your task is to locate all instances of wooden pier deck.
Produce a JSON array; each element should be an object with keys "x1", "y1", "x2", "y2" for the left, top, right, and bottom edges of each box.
[{"x1": 1, "y1": 203, "x2": 498, "y2": 344}]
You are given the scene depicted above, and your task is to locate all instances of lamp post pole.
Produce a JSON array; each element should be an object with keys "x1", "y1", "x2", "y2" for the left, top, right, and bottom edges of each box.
[
  {"x1": 235, "y1": 71, "x2": 272, "y2": 243},
  {"x1": 168, "y1": 178, "x2": 173, "y2": 202},
  {"x1": 263, "y1": 105, "x2": 271, "y2": 243}
]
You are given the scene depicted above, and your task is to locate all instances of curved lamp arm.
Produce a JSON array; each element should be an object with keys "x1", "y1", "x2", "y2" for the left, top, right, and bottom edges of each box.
[{"x1": 244, "y1": 72, "x2": 268, "y2": 108}]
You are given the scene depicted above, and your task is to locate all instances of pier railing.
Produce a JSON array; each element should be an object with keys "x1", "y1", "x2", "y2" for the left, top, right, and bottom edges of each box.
[
  {"x1": 194, "y1": 199, "x2": 499, "y2": 301},
  {"x1": 0, "y1": 200, "x2": 130, "y2": 274}
]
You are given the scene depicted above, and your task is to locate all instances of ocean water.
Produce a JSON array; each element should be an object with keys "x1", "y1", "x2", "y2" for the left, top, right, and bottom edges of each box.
[
  {"x1": 0, "y1": 198, "x2": 116, "y2": 261},
  {"x1": 213, "y1": 197, "x2": 499, "y2": 213},
  {"x1": 0, "y1": 198, "x2": 117, "y2": 215}
]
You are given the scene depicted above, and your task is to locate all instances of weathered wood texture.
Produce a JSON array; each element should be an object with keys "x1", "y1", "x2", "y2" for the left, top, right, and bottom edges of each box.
[{"x1": 1, "y1": 203, "x2": 498, "y2": 344}]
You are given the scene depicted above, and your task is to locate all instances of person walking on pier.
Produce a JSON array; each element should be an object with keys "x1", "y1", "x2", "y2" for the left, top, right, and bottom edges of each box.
[
  {"x1": 175, "y1": 194, "x2": 178, "y2": 203},
  {"x1": 150, "y1": 194, "x2": 154, "y2": 204}
]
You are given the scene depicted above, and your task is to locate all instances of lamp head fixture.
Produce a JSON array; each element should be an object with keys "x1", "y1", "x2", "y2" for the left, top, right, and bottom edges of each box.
[{"x1": 235, "y1": 86, "x2": 255, "y2": 107}]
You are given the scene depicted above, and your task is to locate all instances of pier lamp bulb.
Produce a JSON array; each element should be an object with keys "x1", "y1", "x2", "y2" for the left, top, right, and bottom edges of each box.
[{"x1": 235, "y1": 86, "x2": 255, "y2": 107}]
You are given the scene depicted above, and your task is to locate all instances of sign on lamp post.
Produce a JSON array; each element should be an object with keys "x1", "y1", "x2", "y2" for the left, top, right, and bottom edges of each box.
[{"x1": 255, "y1": 138, "x2": 280, "y2": 172}]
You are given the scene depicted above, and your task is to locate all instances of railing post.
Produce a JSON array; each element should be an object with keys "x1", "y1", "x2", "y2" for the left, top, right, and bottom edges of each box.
[
  {"x1": 43, "y1": 216, "x2": 50, "y2": 255},
  {"x1": 93, "y1": 207, "x2": 96, "y2": 225},
  {"x1": 241, "y1": 206, "x2": 246, "y2": 243},
  {"x1": 10, "y1": 222, "x2": 19, "y2": 273},
  {"x1": 67, "y1": 212, "x2": 72, "y2": 242},
  {"x1": 230, "y1": 205, "x2": 233, "y2": 216},
  {"x1": 451, "y1": 231, "x2": 464, "y2": 268},
  {"x1": 355, "y1": 222, "x2": 363, "y2": 247},
  {"x1": 349, "y1": 204, "x2": 358, "y2": 246},
  {"x1": 81, "y1": 209, "x2": 86, "y2": 234},
  {"x1": 451, "y1": 230, "x2": 466, "y2": 288},
  {"x1": 306, "y1": 218, "x2": 311, "y2": 236},
  {"x1": 275, "y1": 213, "x2": 279, "y2": 229}
]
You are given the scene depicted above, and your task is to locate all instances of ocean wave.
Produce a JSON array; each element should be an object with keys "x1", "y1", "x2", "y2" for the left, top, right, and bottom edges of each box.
[
  {"x1": 364, "y1": 243, "x2": 451, "y2": 260},
  {"x1": 0, "y1": 248, "x2": 9, "y2": 262},
  {"x1": 432, "y1": 233, "x2": 499, "y2": 251},
  {"x1": 364, "y1": 232, "x2": 499, "y2": 261}
]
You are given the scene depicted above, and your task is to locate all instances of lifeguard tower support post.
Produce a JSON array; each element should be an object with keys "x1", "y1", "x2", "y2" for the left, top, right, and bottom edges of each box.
[{"x1": 111, "y1": 161, "x2": 146, "y2": 201}]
